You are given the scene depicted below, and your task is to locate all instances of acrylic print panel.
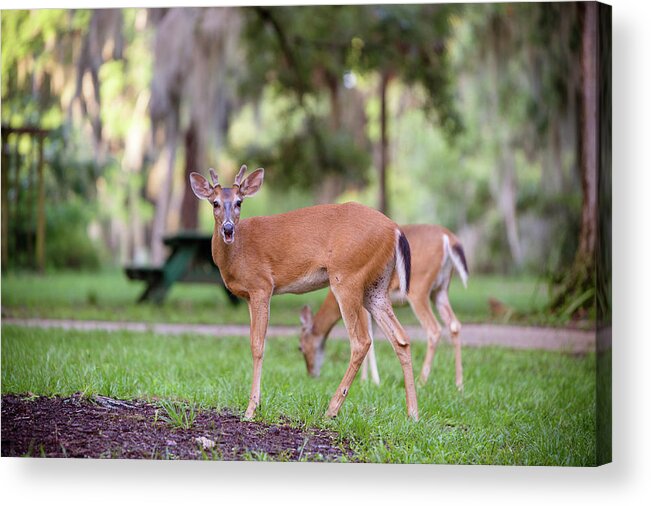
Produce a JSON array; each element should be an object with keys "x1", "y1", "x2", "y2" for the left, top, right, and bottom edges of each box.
[{"x1": 1, "y1": 2, "x2": 611, "y2": 465}]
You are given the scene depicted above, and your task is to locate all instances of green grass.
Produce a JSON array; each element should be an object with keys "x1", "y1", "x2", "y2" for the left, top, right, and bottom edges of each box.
[
  {"x1": 158, "y1": 400, "x2": 198, "y2": 430},
  {"x1": 1, "y1": 269, "x2": 555, "y2": 326},
  {"x1": 1, "y1": 325, "x2": 597, "y2": 465}
]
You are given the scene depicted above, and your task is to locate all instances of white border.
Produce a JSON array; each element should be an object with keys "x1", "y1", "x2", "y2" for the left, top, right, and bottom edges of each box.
[{"x1": 2, "y1": 0, "x2": 650, "y2": 504}]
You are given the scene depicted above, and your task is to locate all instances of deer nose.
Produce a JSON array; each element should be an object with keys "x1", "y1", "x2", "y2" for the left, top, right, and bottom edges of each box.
[{"x1": 223, "y1": 222, "x2": 234, "y2": 233}]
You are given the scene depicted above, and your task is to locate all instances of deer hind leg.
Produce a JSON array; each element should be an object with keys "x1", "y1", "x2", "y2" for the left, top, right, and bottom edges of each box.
[
  {"x1": 408, "y1": 292, "x2": 442, "y2": 385},
  {"x1": 366, "y1": 310, "x2": 380, "y2": 385},
  {"x1": 433, "y1": 289, "x2": 463, "y2": 392},
  {"x1": 366, "y1": 284, "x2": 418, "y2": 419},
  {"x1": 244, "y1": 292, "x2": 271, "y2": 419},
  {"x1": 325, "y1": 287, "x2": 371, "y2": 418},
  {"x1": 360, "y1": 311, "x2": 380, "y2": 385}
]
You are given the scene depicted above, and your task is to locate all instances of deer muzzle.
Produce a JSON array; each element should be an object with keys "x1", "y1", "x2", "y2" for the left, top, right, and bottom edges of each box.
[{"x1": 222, "y1": 222, "x2": 235, "y2": 244}]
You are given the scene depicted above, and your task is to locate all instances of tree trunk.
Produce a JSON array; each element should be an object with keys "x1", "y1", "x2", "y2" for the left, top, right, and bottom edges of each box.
[
  {"x1": 378, "y1": 71, "x2": 390, "y2": 215},
  {"x1": 180, "y1": 120, "x2": 201, "y2": 230},
  {"x1": 498, "y1": 148, "x2": 524, "y2": 267},
  {"x1": 550, "y1": 1, "x2": 600, "y2": 313},
  {"x1": 543, "y1": 113, "x2": 565, "y2": 194},
  {"x1": 150, "y1": 133, "x2": 178, "y2": 265},
  {"x1": 35, "y1": 136, "x2": 45, "y2": 272},
  {"x1": 128, "y1": 177, "x2": 145, "y2": 263},
  {"x1": 487, "y1": 47, "x2": 523, "y2": 269},
  {"x1": 577, "y1": 1, "x2": 598, "y2": 266},
  {"x1": 316, "y1": 175, "x2": 345, "y2": 205},
  {"x1": 26, "y1": 140, "x2": 35, "y2": 267},
  {"x1": 314, "y1": 74, "x2": 346, "y2": 205},
  {"x1": 1, "y1": 130, "x2": 9, "y2": 269}
]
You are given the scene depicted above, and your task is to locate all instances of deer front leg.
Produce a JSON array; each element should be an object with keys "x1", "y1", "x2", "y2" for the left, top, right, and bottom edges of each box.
[
  {"x1": 408, "y1": 293, "x2": 442, "y2": 385},
  {"x1": 244, "y1": 292, "x2": 271, "y2": 419}
]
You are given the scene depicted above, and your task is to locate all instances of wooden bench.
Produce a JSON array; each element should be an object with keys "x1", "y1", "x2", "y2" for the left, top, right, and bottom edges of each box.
[{"x1": 124, "y1": 231, "x2": 240, "y2": 305}]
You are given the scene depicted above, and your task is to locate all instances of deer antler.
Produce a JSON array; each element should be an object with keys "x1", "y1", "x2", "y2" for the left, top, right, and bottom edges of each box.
[
  {"x1": 234, "y1": 165, "x2": 247, "y2": 186},
  {"x1": 209, "y1": 168, "x2": 219, "y2": 187}
]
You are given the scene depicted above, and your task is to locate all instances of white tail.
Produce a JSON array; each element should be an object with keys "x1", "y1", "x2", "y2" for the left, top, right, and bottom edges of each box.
[
  {"x1": 300, "y1": 224, "x2": 468, "y2": 391},
  {"x1": 443, "y1": 233, "x2": 469, "y2": 288},
  {"x1": 394, "y1": 229, "x2": 410, "y2": 297},
  {"x1": 191, "y1": 166, "x2": 418, "y2": 420}
]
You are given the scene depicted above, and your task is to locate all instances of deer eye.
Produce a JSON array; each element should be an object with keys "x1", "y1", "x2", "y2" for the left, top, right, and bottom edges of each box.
[
  {"x1": 213, "y1": 201, "x2": 220, "y2": 208},
  {"x1": 235, "y1": 200, "x2": 242, "y2": 208}
]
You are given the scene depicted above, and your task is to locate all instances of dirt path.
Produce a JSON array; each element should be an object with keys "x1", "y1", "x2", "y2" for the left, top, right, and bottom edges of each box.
[{"x1": 2, "y1": 317, "x2": 598, "y2": 353}]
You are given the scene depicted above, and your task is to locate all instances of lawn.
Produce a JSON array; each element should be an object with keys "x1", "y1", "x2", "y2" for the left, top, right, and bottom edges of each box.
[
  {"x1": 1, "y1": 325, "x2": 597, "y2": 465},
  {"x1": 2, "y1": 269, "x2": 554, "y2": 326}
]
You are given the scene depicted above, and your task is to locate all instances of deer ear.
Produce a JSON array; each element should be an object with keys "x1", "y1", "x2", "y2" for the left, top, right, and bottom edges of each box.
[
  {"x1": 300, "y1": 305, "x2": 313, "y2": 328},
  {"x1": 189, "y1": 172, "x2": 214, "y2": 200},
  {"x1": 233, "y1": 164, "x2": 247, "y2": 186},
  {"x1": 209, "y1": 168, "x2": 219, "y2": 186},
  {"x1": 239, "y1": 168, "x2": 264, "y2": 198}
]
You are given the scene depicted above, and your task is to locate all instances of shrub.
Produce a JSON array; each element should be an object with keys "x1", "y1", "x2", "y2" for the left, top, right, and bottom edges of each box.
[{"x1": 44, "y1": 198, "x2": 101, "y2": 270}]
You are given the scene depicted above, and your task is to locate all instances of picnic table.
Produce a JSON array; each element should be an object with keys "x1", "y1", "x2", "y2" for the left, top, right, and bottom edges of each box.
[{"x1": 124, "y1": 231, "x2": 240, "y2": 305}]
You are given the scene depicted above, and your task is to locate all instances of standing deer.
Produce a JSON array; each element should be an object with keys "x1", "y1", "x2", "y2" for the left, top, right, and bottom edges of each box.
[
  {"x1": 190, "y1": 165, "x2": 418, "y2": 420},
  {"x1": 299, "y1": 224, "x2": 468, "y2": 390}
]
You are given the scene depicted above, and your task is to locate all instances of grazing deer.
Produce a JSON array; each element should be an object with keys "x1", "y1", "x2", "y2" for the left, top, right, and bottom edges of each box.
[
  {"x1": 299, "y1": 224, "x2": 468, "y2": 390},
  {"x1": 190, "y1": 165, "x2": 418, "y2": 420}
]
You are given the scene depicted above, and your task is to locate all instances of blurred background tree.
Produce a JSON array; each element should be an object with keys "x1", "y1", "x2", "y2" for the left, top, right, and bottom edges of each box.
[
  {"x1": 1, "y1": 3, "x2": 604, "y2": 317},
  {"x1": 239, "y1": 4, "x2": 461, "y2": 214}
]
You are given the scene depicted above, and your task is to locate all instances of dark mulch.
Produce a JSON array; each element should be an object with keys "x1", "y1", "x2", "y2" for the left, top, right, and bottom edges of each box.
[{"x1": 1, "y1": 394, "x2": 352, "y2": 461}]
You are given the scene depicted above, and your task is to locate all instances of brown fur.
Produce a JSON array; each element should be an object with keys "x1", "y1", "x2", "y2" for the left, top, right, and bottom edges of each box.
[
  {"x1": 213, "y1": 203, "x2": 397, "y2": 300},
  {"x1": 388, "y1": 224, "x2": 462, "y2": 293},
  {"x1": 301, "y1": 224, "x2": 467, "y2": 390},
  {"x1": 190, "y1": 169, "x2": 418, "y2": 420}
]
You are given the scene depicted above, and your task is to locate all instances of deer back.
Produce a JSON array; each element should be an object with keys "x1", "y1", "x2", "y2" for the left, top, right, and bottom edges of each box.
[{"x1": 212, "y1": 202, "x2": 398, "y2": 299}]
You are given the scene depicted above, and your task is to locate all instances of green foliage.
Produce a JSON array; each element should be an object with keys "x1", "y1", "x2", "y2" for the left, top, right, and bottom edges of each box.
[
  {"x1": 239, "y1": 4, "x2": 463, "y2": 192},
  {"x1": 42, "y1": 198, "x2": 101, "y2": 270},
  {"x1": 548, "y1": 255, "x2": 597, "y2": 321},
  {"x1": 353, "y1": 4, "x2": 464, "y2": 138},
  {"x1": 240, "y1": 116, "x2": 370, "y2": 190},
  {"x1": 45, "y1": 127, "x2": 101, "y2": 200},
  {"x1": 386, "y1": 96, "x2": 470, "y2": 228},
  {"x1": 2, "y1": 326, "x2": 597, "y2": 465},
  {"x1": 2, "y1": 8, "x2": 156, "y2": 272},
  {"x1": 3, "y1": 126, "x2": 105, "y2": 270},
  {"x1": 2, "y1": 5, "x2": 589, "y2": 277},
  {"x1": 240, "y1": 6, "x2": 359, "y2": 100},
  {"x1": 1, "y1": 10, "x2": 87, "y2": 127}
]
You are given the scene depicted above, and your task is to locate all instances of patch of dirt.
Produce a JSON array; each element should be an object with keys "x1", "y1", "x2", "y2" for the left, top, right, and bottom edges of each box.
[{"x1": 1, "y1": 394, "x2": 352, "y2": 461}]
